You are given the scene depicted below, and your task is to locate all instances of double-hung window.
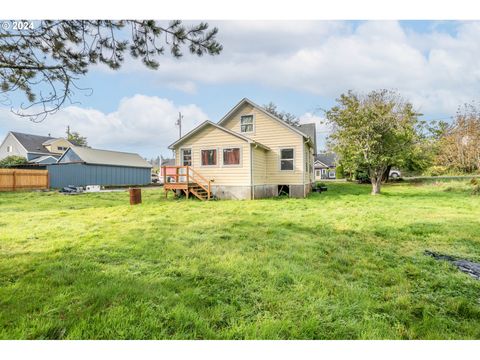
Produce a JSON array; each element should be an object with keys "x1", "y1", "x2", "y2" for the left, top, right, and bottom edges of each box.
[
  {"x1": 181, "y1": 149, "x2": 192, "y2": 166},
  {"x1": 280, "y1": 148, "x2": 294, "y2": 171},
  {"x1": 223, "y1": 148, "x2": 240, "y2": 166},
  {"x1": 201, "y1": 149, "x2": 217, "y2": 166},
  {"x1": 240, "y1": 115, "x2": 254, "y2": 133}
]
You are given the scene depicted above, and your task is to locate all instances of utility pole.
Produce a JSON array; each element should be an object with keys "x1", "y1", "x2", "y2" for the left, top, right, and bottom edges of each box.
[{"x1": 175, "y1": 112, "x2": 183, "y2": 139}]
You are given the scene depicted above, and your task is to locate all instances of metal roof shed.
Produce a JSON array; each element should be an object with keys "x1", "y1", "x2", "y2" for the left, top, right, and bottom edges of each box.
[{"x1": 46, "y1": 146, "x2": 152, "y2": 188}]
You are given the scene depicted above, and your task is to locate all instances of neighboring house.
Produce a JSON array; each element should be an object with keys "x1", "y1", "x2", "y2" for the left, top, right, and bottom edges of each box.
[
  {"x1": 0, "y1": 131, "x2": 72, "y2": 164},
  {"x1": 46, "y1": 146, "x2": 152, "y2": 188},
  {"x1": 167, "y1": 98, "x2": 316, "y2": 200},
  {"x1": 314, "y1": 152, "x2": 337, "y2": 180}
]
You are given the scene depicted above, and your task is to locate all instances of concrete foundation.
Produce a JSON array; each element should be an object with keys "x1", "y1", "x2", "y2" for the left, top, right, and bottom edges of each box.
[
  {"x1": 211, "y1": 185, "x2": 252, "y2": 200},
  {"x1": 304, "y1": 182, "x2": 313, "y2": 196},
  {"x1": 289, "y1": 184, "x2": 305, "y2": 198},
  {"x1": 252, "y1": 184, "x2": 278, "y2": 199},
  {"x1": 210, "y1": 183, "x2": 312, "y2": 200}
]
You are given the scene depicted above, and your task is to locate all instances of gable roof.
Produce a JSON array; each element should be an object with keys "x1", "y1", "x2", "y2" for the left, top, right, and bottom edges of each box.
[
  {"x1": 296, "y1": 123, "x2": 317, "y2": 154},
  {"x1": 315, "y1": 152, "x2": 337, "y2": 167},
  {"x1": 168, "y1": 120, "x2": 270, "y2": 150},
  {"x1": 30, "y1": 155, "x2": 60, "y2": 164},
  {"x1": 42, "y1": 137, "x2": 69, "y2": 146},
  {"x1": 10, "y1": 131, "x2": 57, "y2": 154},
  {"x1": 58, "y1": 146, "x2": 152, "y2": 168},
  {"x1": 217, "y1": 98, "x2": 314, "y2": 145}
]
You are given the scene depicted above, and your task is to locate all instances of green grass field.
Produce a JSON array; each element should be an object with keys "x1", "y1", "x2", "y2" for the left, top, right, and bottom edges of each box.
[{"x1": 1, "y1": 180, "x2": 480, "y2": 339}]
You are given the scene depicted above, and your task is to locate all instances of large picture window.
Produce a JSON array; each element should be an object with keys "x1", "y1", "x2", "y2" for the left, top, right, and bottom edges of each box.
[
  {"x1": 280, "y1": 148, "x2": 294, "y2": 171},
  {"x1": 223, "y1": 148, "x2": 241, "y2": 166},
  {"x1": 240, "y1": 115, "x2": 254, "y2": 133},
  {"x1": 201, "y1": 149, "x2": 217, "y2": 166},
  {"x1": 181, "y1": 148, "x2": 192, "y2": 166}
]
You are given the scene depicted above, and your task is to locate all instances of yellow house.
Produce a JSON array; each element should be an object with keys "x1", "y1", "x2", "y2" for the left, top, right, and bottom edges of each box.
[
  {"x1": 167, "y1": 98, "x2": 316, "y2": 200},
  {"x1": 42, "y1": 138, "x2": 73, "y2": 154}
]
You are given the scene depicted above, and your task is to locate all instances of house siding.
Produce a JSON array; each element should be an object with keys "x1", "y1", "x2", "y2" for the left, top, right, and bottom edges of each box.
[
  {"x1": 252, "y1": 145, "x2": 267, "y2": 185},
  {"x1": 44, "y1": 138, "x2": 72, "y2": 154},
  {"x1": 58, "y1": 149, "x2": 83, "y2": 163},
  {"x1": 0, "y1": 133, "x2": 27, "y2": 160},
  {"x1": 175, "y1": 125, "x2": 251, "y2": 187},
  {"x1": 220, "y1": 103, "x2": 306, "y2": 185},
  {"x1": 46, "y1": 163, "x2": 150, "y2": 188}
]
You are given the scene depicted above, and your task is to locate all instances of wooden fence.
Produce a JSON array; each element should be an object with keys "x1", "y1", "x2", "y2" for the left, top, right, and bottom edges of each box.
[{"x1": 0, "y1": 169, "x2": 49, "y2": 191}]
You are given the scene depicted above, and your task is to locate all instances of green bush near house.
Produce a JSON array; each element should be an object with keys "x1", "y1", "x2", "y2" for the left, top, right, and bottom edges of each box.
[
  {"x1": 335, "y1": 164, "x2": 345, "y2": 179},
  {"x1": 0, "y1": 181, "x2": 479, "y2": 339},
  {"x1": 0, "y1": 155, "x2": 27, "y2": 168}
]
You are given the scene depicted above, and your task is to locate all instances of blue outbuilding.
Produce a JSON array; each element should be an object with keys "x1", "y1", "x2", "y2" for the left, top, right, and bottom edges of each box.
[{"x1": 46, "y1": 146, "x2": 152, "y2": 188}]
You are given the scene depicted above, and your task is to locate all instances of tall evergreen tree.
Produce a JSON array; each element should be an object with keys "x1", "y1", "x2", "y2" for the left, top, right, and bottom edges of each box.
[{"x1": 263, "y1": 102, "x2": 300, "y2": 126}]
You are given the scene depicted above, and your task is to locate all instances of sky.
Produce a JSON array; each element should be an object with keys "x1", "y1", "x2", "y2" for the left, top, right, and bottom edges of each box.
[{"x1": 1, "y1": 20, "x2": 480, "y2": 159}]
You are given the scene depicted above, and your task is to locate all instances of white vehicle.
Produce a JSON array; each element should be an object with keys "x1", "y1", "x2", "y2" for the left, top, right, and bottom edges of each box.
[{"x1": 389, "y1": 169, "x2": 401, "y2": 178}]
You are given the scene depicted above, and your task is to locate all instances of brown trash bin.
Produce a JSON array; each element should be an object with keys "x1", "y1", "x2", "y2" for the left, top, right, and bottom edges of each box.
[{"x1": 129, "y1": 188, "x2": 142, "y2": 205}]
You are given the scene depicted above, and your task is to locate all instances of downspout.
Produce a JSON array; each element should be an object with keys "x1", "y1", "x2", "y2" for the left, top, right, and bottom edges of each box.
[
  {"x1": 303, "y1": 139, "x2": 312, "y2": 198},
  {"x1": 303, "y1": 140, "x2": 306, "y2": 198},
  {"x1": 250, "y1": 143, "x2": 255, "y2": 200}
]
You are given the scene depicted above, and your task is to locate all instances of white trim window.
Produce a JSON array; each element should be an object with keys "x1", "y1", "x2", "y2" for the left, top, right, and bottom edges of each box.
[
  {"x1": 223, "y1": 147, "x2": 241, "y2": 166},
  {"x1": 201, "y1": 149, "x2": 217, "y2": 166},
  {"x1": 240, "y1": 115, "x2": 254, "y2": 133},
  {"x1": 181, "y1": 148, "x2": 192, "y2": 166},
  {"x1": 280, "y1": 148, "x2": 294, "y2": 171},
  {"x1": 6, "y1": 145, "x2": 13, "y2": 153}
]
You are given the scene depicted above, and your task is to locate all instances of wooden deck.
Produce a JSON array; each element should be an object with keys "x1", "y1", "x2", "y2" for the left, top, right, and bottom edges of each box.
[{"x1": 162, "y1": 166, "x2": 212, "y2": 201}]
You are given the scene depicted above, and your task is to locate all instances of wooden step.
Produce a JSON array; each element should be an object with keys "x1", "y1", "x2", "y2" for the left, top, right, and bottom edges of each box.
[{"x1": 189, "y1": 188, "x2": 209, "y2": 201}]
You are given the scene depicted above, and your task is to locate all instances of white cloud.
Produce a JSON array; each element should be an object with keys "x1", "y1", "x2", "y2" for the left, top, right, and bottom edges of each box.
[
  {"x1": 167, "y1": 81, "x2": 197, "y2": 94},
  {"x1": 112, "y1": 20, "x2": 480, "y2": 114},
  {"x1": 0, "y1": 95, "x2": 209, "y2": 158}
]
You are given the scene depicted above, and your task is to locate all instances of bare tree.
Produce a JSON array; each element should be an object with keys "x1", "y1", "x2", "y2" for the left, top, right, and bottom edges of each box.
[{"x1": 437, "y1": 103, "x2": 480, "y2": 173}]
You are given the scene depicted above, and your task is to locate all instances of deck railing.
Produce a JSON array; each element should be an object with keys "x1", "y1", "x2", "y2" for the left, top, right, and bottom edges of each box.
[{"x1": 161, "y1": 166, "x2": 211, "y2": 199}]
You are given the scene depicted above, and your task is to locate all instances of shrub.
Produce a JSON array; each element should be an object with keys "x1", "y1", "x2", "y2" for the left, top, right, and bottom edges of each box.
[
  {"x1": 336, "y1": 164, "x2": 345, "y2": 179},
  {"x1": 423, "y1": 165, "x2": 449, "y2": 177},
  {"x1": 471, "y1": 178, "x2": 480, "y2": 195},
  {"x1": 0, "y1": 155, "x2": 27, "y2": 168},
  {"x1": 354, "y1": 169, "x2": 370, "y2": 184}
]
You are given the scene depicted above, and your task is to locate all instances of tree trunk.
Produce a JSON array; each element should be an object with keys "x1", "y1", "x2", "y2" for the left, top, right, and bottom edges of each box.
[
  {"x1": 382, "y1": 165, "x2": 392, "y2": 183},
  {"x1": 370, "y1": 170, "x2": 383, "y2": 195},
  {"x1": 371, "y1": 177, "x2": 382, "y2": 195}
]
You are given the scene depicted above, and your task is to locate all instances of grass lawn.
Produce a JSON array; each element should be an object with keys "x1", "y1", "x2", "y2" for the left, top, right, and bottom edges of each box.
[{"x1": 1, "y1": 180, "x2": 480, "y2": 339}]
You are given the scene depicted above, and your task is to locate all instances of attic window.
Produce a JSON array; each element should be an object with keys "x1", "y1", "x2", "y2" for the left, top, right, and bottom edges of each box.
[
  {"x1": 6, "y1": 145, "x2": 12, "y2": 152},
  {"x1": 57, "y1": 146, "x2": 68, "y2": 151},
  {"x1": 240, "y1": 115, "x2": 254, "y2": 133}
]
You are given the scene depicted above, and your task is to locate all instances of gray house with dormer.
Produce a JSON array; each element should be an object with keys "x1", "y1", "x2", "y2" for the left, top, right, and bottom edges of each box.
[{"x1": 0, "y1": 132, "x2": 73, "y2": 164}]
